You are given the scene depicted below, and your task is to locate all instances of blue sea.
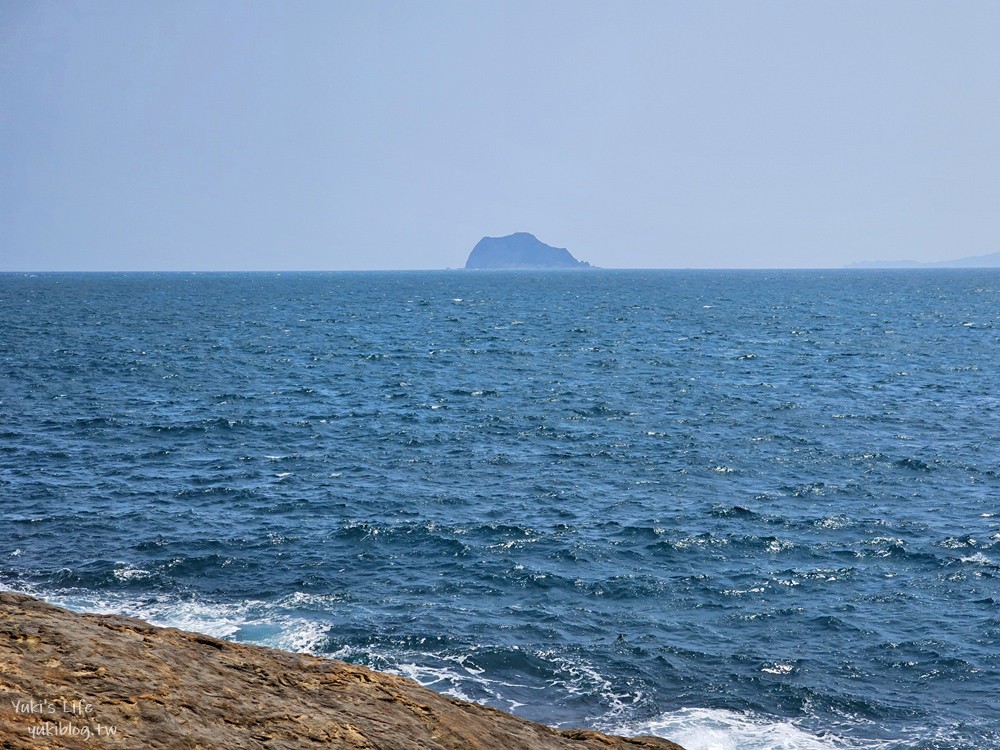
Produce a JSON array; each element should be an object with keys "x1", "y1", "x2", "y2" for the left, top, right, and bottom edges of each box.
[{"x1": 1, "y1": 270, "x2": 998, "y2": 749}]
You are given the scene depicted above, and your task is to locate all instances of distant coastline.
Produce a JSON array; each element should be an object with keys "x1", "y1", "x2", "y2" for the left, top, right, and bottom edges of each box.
[{"x1": 845, "y1": 250, "x2": 1000, "y2": 269}]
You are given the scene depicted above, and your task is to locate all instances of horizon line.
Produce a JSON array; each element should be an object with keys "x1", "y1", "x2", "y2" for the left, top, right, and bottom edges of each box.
[{"x1": 2, "y1": 266, "x2": 998, "y2": 275}]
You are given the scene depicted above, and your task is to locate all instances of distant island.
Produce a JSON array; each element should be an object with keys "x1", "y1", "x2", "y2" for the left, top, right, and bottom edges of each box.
[
  {"x1": 846, "y1": 250, "x2": 1000, "y2": 269},
  {"x1": 465, "y1": 232, "x2": 591, "y2": 270}
]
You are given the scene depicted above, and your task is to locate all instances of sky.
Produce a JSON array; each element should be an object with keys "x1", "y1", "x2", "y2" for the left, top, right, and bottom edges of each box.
[{"x1": 1, "y1": 1, "x2": 998, "y2": 271}]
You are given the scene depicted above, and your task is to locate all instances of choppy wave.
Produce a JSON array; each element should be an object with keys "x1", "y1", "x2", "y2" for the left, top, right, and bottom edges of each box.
[
  {"x1": 614, "y1": 708, "x2": 868, "y2": 750},
  {"x1": 3, "y1": 270, "x2": 1000, "y2": 749},
  {"x1": 0, "y1": 579, "x2": 331, "y2": 655},
  {"x1": 613, "y1": 709, "x2": 1000, "y2": 750}
]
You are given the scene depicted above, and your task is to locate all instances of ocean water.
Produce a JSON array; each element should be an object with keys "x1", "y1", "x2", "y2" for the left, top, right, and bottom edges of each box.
[{"x1": 1, "y1": 270, "x2": 998, "y2": 749}]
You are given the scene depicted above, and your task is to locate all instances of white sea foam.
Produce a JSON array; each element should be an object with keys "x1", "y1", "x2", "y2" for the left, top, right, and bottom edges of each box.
[
  {"x1": 959, "y1": 552, "x2": 995, "y2": 567},
  {"x1": 761, "y1": 662, "x2": 796, "y2": 675},
  {"x1": 610, "y1": 708, "x2": 887, "y2": 750},
  {"x1": 332, "y1": 644, "x2": 538, "y2": 713},
  {"x1": 0, "y1": 583, "x2": 331, "y2": 654},
  {"x1": 767, "y1": 539, "x2": 795, "y2": 553},
  {"x1": 111, "y1": 564, "x2": 153, "y2": 582},
  {"x1": 538, "y1": 648, "x2": 639, "y2": 721},
  {"x1": 329, "y1": 642, "x2": 641, "y2": 720}
]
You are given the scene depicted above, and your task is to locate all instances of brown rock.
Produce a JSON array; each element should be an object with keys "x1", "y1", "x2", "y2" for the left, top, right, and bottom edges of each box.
[{"x1": 0, "y1": 592, "x2": 683, "y2": 750}]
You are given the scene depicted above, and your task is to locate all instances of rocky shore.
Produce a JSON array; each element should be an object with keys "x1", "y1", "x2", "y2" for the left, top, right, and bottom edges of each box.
[{"x1": 0, "y1": 592, "x2": 683, "y2": 749}]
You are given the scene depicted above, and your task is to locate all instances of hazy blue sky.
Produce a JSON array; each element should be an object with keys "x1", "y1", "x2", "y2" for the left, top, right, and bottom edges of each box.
[{"x1": 2, "y1": 1, "x2": 998, "y2": 271}]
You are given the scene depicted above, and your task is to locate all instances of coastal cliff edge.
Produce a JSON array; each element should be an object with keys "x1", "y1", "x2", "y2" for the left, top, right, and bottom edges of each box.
[{"x1": 0, "y1": 592, "x2": 683, "y2": 750}]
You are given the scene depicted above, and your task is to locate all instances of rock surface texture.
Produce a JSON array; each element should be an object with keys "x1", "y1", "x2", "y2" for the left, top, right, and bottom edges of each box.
[
  {"x1": 465, "y1": 233, "x2": 591, "y2": 269},
  {"x1": 0, "y1": 592, "x2": 683, "y2": 750}
]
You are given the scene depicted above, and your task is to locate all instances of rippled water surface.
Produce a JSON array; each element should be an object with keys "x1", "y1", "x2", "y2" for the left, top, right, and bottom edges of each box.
[{"x1": 2, "y1": 270, "x2": 998, "y2": 749}]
